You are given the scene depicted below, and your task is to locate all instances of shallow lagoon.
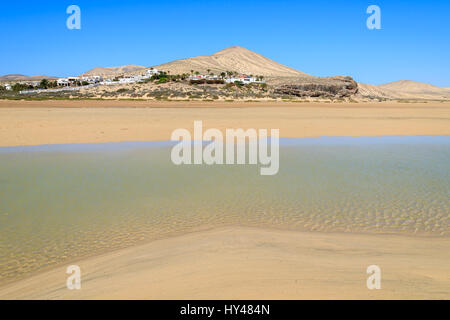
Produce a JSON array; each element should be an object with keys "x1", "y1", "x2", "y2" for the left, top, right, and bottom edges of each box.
[{"x1": 0, "y1": 136, "x2": 449, "y2": 284}]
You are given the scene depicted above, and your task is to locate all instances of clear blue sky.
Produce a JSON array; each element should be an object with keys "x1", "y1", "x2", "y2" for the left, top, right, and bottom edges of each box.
[{"x1": 1, "y1": 0, "x2": 449, "y2": 85}]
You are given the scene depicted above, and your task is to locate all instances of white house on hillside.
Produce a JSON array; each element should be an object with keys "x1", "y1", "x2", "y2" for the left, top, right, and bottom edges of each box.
[
  {"x1": 100, "y1": 79, "x2": 115, "y2": 85},
  {"x1": 224, "y1": 76, "x2": 264, "y2": 84},
  {"x1": 146, "y1": 68, "x2": 159, "y2": 76},
  {"x1": 119, "y1": 77, "x2": 135, "y2": 84},
  {"x1": 57, "y1": 78, "x2": 70, "y2": 86},
  {"x1": 82, "y1": 75, "x2": 103, "y2": 84}
]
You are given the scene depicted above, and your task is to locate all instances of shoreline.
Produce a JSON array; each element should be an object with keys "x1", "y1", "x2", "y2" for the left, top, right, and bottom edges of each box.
[
  {"x1": 1, "y1": 223, "x2": 447, "y2": 289},
  {"x1": 0, "y1": 226, "x2": 448, "y2": 299},
  {"x1": 1, "y1": 98, "x2": 449, "y2": 108},
  {"x1": 1, "y1": 101, "x2": 449, "y2": 147}
]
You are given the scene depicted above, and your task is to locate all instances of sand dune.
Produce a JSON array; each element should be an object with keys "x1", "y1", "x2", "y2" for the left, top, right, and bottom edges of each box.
[
  {"x1": 379, "y1": 80, "x2": 449, "y2": 94},
  {"x1": 358, "y1": 81, "x2": 450, "y2": 100},
  {"x1": 153, "y1": 46, "x2": 309, "y2": 77},
  {"x1": 357, "y1": 83, "x2": 410, "y2": 99}
]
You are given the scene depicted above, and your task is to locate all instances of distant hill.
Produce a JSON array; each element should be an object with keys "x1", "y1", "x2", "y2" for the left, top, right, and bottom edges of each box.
[
  {"x1": 81, "y1": 65, "x2": 147, "y2": 77},
  {"x1": 358, "y1": 80, "x2": 450, "y2": 100},
  {"x1": 81, "y1": 47, "x2": 308, "y2": 78},
  {"x1": 152, "y1": 46, "x2": 310, "y2": 77},
  {"x1": 379, "y1": 80, "x2": 450, "y2": 94},
  {"x1": 0, "y1": 74, "x2": 58, "y2": 81}
]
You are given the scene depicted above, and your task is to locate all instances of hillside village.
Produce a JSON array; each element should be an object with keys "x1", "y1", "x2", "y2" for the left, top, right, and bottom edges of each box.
[
  {"x1": 1, "y1": 68, "x2": 265, "y2": 89},
  {"x1": 0, "y1": 67, "x2": 273, "y2": 100}
]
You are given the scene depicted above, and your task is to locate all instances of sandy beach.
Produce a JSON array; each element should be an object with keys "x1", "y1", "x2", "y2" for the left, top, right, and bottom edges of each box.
[
  {"x1": 0, "y1": 100, "x2": 449, "y2": 300},
  {"x1": 0, "y1": 227, "x2": 448, "y2": 300},
  {"x1": 0, "y1": 100, "x2": 449, "y2": 147}
]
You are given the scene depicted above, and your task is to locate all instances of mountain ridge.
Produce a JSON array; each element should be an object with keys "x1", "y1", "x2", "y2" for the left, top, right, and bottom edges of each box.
[
  {"x1": 378, "y1": 80, "x2": 450, "y2": 93},
  {"x1": 357, "y1": 80, "x2": 450, "y2": 100}
]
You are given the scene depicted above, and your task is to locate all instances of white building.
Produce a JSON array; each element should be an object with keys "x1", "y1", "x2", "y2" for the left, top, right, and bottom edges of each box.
[
  {"x1": 224, "y1": 76, "x2": 264, "y2": 84},
  {"x1": 60, "y1": 77, "x2": 81, "y2": 86},
  {"x1": 57, "y1": 78, "x2": 70, "y2": 86},
  {"x1": 21, "y1": 80, "x2": 41, "y2": 87},
  {"x1": 102, "y1": 79, "x2": 123, "y2": 85},
  {"x1": 188, "y1": 74, "x2": 210, "y2": 80},
  {"x1": 119, "y1": 77, "x2": 134, "y2": 84},
  {"x1": 100, "y1": 79, "x2": 115, "y2": 85},
  {"x1": 57, "y1": 76, "x2": 87, "y2": 86},
  {"x1": 123, "y1": 74, "x2": 152, "y2": 83},
  {"x1": 82, "y1": 75, "x2": 103, "y2": 84},
  {"x1": 3, "y1": 83, "x2": 12, "y2": 90},
  {"x1": 118, "y1": 75, "x2": 142, "y2": 84},
  {"x1": 146, "y1": 68, "x2": 159, "y2": 76}
]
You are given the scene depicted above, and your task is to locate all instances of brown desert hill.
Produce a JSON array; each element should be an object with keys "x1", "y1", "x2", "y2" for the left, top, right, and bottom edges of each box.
[
  {"x1": 358, "y1": 80, "x2": 450, "y2": 100},
  {"x1": 357, "y1": 83, "x2": 399, "y2": 99},
  {"x1": 81, "y1": 65, "x2": 147, "y2": 77},
  {"x1": 0, "y1": 74, "x2": 58, "y2": 81},
  {"x1": 152, "y1": 46, "x2": 310, "y2": 78},
  {"x1": 379, "y1": 80, "x2": 450, "y2": 94},
  {"x1": 150, "y1": 46, "x2": 360, "y2": 98}
]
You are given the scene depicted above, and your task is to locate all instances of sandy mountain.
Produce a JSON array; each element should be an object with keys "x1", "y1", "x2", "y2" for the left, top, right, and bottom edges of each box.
[
  {"x1": 379, "y1": 80, "x2": 449, "y2": 94},
  {"x1": 357, "y1": 83, "x2": 404, "y2": 99},
  {"x1": 358, "y1": 80, "x2": 450, "y2": 100},
  {"x1": 82, "y1": 65, "x2": 147, "y2": 77},
  {"x1": 0, "y1": 74, "x2": 58, "y2": 81},
  {"x1": 152, "y1": 46, "x2": 309, "y2": 77}
]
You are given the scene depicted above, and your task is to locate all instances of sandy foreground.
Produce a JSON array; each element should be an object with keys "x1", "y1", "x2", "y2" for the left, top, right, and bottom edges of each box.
[
  {"x1": 0, "y1": 227, "x2": 448, "y2": 300},
  {"x1": 0, "y1": 100, "x2": 449, "y2": 147},
  {"x1": 1, "y1": 100, "x2": 449, "y2": 300}
]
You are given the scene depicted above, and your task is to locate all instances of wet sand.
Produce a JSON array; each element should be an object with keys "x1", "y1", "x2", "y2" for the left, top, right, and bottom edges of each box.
[
  {"x1": 0, "y1": 227, "x2": 448, "y2": 300},
  {"x1": 0, "y1": 100, "x2": 449, "y2": 147}
]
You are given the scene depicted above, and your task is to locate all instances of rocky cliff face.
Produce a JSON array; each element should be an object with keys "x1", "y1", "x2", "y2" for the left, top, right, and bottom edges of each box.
[{"x1": 273, "y1": 76, "x2": 358, "y2": 98}]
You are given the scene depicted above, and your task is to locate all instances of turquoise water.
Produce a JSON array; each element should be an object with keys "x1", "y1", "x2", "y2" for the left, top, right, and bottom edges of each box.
[{"x1": 0, "y1": 136, "x2": 449, "y2": 284}]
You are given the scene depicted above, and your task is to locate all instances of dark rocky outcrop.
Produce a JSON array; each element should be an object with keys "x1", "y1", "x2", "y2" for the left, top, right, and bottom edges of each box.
[{"x1": 273, "y1": 76, "x2": 358, "y2": 98}]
